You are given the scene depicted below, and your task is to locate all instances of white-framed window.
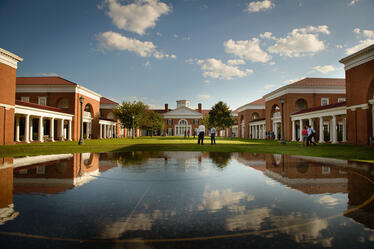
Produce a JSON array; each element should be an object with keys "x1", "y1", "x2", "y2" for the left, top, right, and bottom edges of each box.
[
  {"x1": 322, "y1": 166, "x2": 331, "y2": 174},
  {"x1": 321, "y1": 98, "x2": 329, "y2": 106},
  {"x1": 168, "y1": 119, "x2": 172, "y2": 125},
  {"x1": 194, "y1": 119, "x2": 198, "y2": 125},
  {"x1": 36, "y1": 166, "x2": 45, "y2": 174},
  {"x1": 338, "y1": 98, "x2": 346, "y2": 103},
  {"x1": 168, "y1": 128, "x2": 172, "y2": 135},
  {"x1": 323, "y1": 122, "x2": 330, "y2": 133},
  {"x1": 38, "y1": 96, "x2": 47, "y2": 106},
  {"x1": 21, "y1": 96, "x2": 30, "y2": 102}
]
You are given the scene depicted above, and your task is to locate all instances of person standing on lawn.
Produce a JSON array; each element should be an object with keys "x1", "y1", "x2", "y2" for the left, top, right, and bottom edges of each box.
[
  {"x1": 302, "y1": 126, "x2": 308, "y2": 146},
  {"x1": 197, "y1": 123, "x2": 205, "y2": 145},
  {"x1": 307, "y1": 125, "x2": 316, "y2": 146},
  {"x1": 210, "y1": 127, "x2": 216, "y2": 145}
]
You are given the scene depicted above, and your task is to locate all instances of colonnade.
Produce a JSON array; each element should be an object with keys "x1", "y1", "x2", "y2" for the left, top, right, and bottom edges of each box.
[
  {"x1": 15, "y1": 114, "x2": 72, "y2": 143},
  {"x1": 291, "y1": 115, "x2": 346, "y2": 144},
  {"x1": 249, "y1": 123, "x2": 266, "y2": 139},
  {"x1": 99, "y1": 123, "x2": 116, "y2": 139}
]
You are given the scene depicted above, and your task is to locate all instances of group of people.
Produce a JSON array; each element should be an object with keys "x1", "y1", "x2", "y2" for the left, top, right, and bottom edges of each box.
[
  {"x1": 197, "y1": 124, "x2": 216, "y2": 145},
  {"x1": 302, "y1": 125, "x2": 317, "y2": 146}
]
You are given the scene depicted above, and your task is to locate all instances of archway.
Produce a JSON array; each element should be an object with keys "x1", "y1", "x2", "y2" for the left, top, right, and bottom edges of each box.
[
  {"x1": 295, "y1": 98, "x2": 308, "y2": 112},
  {"x1": 251, "y1": 112, "x2": 260, "y2": 120},
  {"x1": 56, "y1": 98, "x2": 69, "y2": 109},
  {"x1": 175, "y1": 119, "x2": 191, "y2": 136}
]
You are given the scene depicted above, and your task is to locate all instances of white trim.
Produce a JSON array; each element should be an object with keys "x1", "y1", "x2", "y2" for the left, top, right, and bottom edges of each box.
[
  {"x1": 16, "y1": 85, "x2": 76, "y2": 93},
  {"x1": 77, "y1": 85, "x2": 101, "y2": 102},
  {"x1": 99, "y1": 119, "x2": 116, "y2": 125},
  {"x1": 264, "y1": 88, "x2": 345, "y2": 102},
  {"x1": 100, "y1": 104, "x2": 117, "y2": 109},
  {"x1": 291, "y1": 105, "x2": 346, "y2": 121},
  {"x1": 0, "y1": 103, "x2": 15, "y2": 110},
  {"x1": 368, "y1": 99, "x2": 374, "y2": 104},
  {"x1": 339, "y1": 44, "x2": 374, "y2": 71},
  {"x1": 0, "y1": 48, "x2": 23, "y2": 69},
  {"x1": 15, "y1": 105, "x2": 73, "y2": 120},
  {"x1": 236, "y1": 104, "x2": 265, "y2": 113},
  {"x1": 249, "y1": 120, "x2": 265, "y2": 125},
  {"x1": 347, "y1": 103, "x2": 369, "y2": 111}
]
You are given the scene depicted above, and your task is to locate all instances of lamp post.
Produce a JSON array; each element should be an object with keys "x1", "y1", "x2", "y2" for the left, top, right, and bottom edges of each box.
[
  {"x1": 132, "y1": 115, "x2": 135, "y2": 139},
  {"x1": 78, "y1": 96, "x2": 84, "y2": 145},
  {"x1": 280, "y1": 97, "x2": 286, "y2": 145}
]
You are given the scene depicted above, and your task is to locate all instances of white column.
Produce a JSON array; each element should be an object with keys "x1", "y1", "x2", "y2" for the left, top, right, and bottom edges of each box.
[
  {"x1": 299, "y1": 120, "x2": 303, "y2": 141},
  {"x1": 15, "y1": 116, "x2": 20, "y2": 142},
  {"x1": 100, "y1": 124, "x2": 103, "y2": 139},
  {"x1": 68, "y1": 120, "x2": 72, "y2": 141},
  {"x1": 60, "y1": 119, "x2": 64, "y2": 141},
  {"x1": 309, "y1": 118, "x2": 313, "y2": 128},
  {"x1": 38, "y1": 116, "x2": 44, "y2": 142},
  {"x1": 114, "y1": 125, "x2": 116, "y2": 138},
  {"x1": 104, "y1": 124, "x2": 107, "y2": 138},
  {"x1": 24, "y1": 115, "x2": 30, "y2": 143},
  {"x1": 274, "y1": 122, "x2": 278, "y2": 140},
  {"x1": 332, "y1": 115, "x2": 337, "y2": 144},
  {"x1": 50, "y1": 118, "x2": 55, "y2": 142},
  {"x1": 29, "y1": 117, "x2": 33, "y2": 141},
  {"x1": 342, "y1": 117, "x2": 346, "y2": 143},
  {"x1": 319, "y1": 117, "x2": 324, "y2": 143},
  {"x1": 263, "y1": 125, "x2": 266, "y2": 139},
  {"x1": 291, "y1": 120, "x2": 296, "y2": 141}
]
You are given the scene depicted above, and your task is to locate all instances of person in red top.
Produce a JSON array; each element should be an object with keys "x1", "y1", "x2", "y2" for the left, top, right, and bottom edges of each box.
[{"x1": 302, "y1": 126, "x2": 308, "y2": 146}]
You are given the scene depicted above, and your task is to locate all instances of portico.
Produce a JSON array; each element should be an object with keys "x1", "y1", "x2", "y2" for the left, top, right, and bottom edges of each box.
[
  {"x1": 249, "y1": 119, "x2": 266, "y2": 139},
  {"x1": 99, "y1": 119, "x2": 117, "y2": 139}
]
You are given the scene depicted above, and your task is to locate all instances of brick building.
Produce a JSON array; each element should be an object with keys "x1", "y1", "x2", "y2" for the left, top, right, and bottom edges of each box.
[
  {"x1": 235, "y1": 98, "x2": 266, "y2": 139},
  {"x1": 340, "y1": 44, "x2": 374, "y2": 145}
]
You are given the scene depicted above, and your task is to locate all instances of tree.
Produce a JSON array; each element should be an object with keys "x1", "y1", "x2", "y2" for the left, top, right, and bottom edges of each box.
[
  {"x1": 202, "y1": 113, "x2": 211, "y2": 129},
  {"x1": 112, "y1": 101, "x2": 148, "y2": 135},
  {"x1": 208, "y1": 101, "x2": 234, "y2": 130},
  {"x1": 140, "y1": 111, "x2": 164, "y2": 136}
]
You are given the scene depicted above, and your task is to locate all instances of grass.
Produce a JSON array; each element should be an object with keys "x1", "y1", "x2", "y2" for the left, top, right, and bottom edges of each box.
[{"x1": 0, "y1": 136, "x2": 373, "y2": 163}]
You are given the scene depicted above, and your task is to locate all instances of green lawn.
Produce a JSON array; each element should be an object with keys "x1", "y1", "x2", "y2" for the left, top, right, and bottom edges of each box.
[{"x1": 0, "y1": 137, "x2": 373, "y2": 163}]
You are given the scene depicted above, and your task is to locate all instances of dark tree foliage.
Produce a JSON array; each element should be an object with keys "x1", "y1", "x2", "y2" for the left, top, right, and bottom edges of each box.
[
  {"x1": 208, "y1": 101, "x2": 234, "y2": 130},
  {"x1": 140, "y1": 111, "x2": 164, "y2": 136},
  {"x1": 112, "y1": 101, "x2": 148, "y2": 130}
]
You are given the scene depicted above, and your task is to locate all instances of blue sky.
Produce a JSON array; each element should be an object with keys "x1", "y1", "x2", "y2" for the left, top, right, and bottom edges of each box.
[{"x1": 1, "y1": 0, "x2": 373, "y2": 110}]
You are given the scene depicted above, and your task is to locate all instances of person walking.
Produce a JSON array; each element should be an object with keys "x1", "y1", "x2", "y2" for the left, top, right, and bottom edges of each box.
[
  {"x1": 302, "y1": 126, "x2": 308, "y2": 146},
  {"x1": 197, "y1": 123, "x2": 205, "y2": 145},
  {"x1": 210, "y1": 127, "x2": 216, "y2": 145},
  {"x1": 307, "y1": 125, "x2": 316, "y2": 146},
  {"x1": 187, "y1": 129, "x2": 190, "y2": 138}
]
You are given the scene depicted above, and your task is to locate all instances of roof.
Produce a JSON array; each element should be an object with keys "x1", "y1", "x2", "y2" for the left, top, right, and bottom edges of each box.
[
  {"x1": 263, "y1": 77, "x2": 346, "y2": 101},
  {"x1": 100, "y1": 97, "x2": 118, "y2": 105},
  {"x1": 291, "y1": 101, "x2": 346, "y2": 115},
  {"x1": 16, "y1": 77, "x2": 77, "y2": 86},
  {"x1": 234, "y1": 98, "x2": 265, "y2": 112},
  {"x1": 16, "y1": 100, "x2": 71, "y2": 114},
  {"x1": 249, "y1": 118, "x2": 266, "y2": 123}
]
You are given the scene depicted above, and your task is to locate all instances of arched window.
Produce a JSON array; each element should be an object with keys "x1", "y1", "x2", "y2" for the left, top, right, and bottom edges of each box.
[
  {"x1": 107, "y1": 112, "x2": 115, "y2": 120},
  {"x1": 295, "y1": 98, "x2": 308, "y2": 111},
  {"x1": 57, "y1": 98, "x2": 69, "y2": 109},
  {"x1": 178, "y1": 119, "x2": 188, "y2": 125},
  {"x1": 272, "y1": 104, "x2": 280, "y2": 118},
  {"x1": 251, "y1": 112, "x2": 260, "y2": 120}
]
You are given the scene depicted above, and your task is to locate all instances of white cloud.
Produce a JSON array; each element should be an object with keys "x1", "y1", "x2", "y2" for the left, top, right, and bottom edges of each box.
[
  {"x1": 264, "y1": 84, "x2": 274, "y2": 89},
  {"x1": 316, "y1": 195, "x2": 341, "y2": 207},
  {"x1": 268, "y1": 25, "x2": 330, "y2": 57},
  {"x1": 204, "y1": 79, "x2": 211, "y2": 85},
  {"x1": 247, "y1": 0, "x2": 274, "y2": 12},
  {"x1": 227, "y1": 59, "x2": 246, "y2": 65},
  {"x1": 313, "y1": 65, "x2": 336, "y2": 74},
  {"x1": 336, "y1": 44, "x2": 343, "y2": 49},
  {"x1": 101, "y1": 0, "x2": 171, "y2": 35},
  {"x1": 173, "y1": 34, "x2": 178, "y2": 38},
  {"x1": 196, "y1": 58, "x2": 253, "y2": 80},
  {"x1": 224, "y1": 38, "x2": 272, "y2": 63},
  {"x1": 97, "y1": 31, "x2": 175, "y2": 59},
  {"x1": 345, "y1": 28, "x2": 374, "y2": 55},
  {"x1": 144, "y1": 61, "x2": 151, "y2": 66},
  {"x1": 349, "y1": 0, "x2": 360, "y2": 6},
  {"x1": 198, "y1": 94, "x2": 211, "y2": 100},
  {"x1": 269, "y1": 61, "x2": 275, "y2": 65},
  {"x1": 260, "y1": 31, "x2": 275, "y2": 39}
]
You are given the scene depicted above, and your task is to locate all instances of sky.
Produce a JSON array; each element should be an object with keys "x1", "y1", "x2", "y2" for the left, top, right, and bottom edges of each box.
[{"x1": 0, "y1": 0, "x2": 373, "y2": 110}]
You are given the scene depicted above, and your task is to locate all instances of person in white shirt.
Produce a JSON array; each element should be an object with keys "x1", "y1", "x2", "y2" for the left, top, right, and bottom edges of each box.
[
  {"x1": 210, "y1": 127, "x2": 216, "y2": 145},
  {"x1": 197, "y1": 123, "x2": 205, "y2": 145},
  {"x1": 307, "y1": 125, "x2": 316, "y2": 146}
]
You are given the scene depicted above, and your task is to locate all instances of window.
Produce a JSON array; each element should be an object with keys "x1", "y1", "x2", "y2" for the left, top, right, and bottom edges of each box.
[
  {"x1": 338, "y1": 98, "x2": 346, "y2": 103},
  {"x1": 321, "y1": 98, "x2": 329, "y2": 106},
  {"x1": 168, "y1": 128, "x2": 172, "y2": 135},
  {"x1": 36, "y1": 166, "x2": 45, "y2": 174},
  {"x1": 194, "y1": 119, "x2": 198, "y2": 125},
  {"x1": 168, "y1": 119, "x2": 172, "y2": 125},
  {"x1": 38, "y1": 96, "x2": 47, "y2": 106},
  {"x1": 322, "y1": 166, "x2": 331, "y2": 174},
  {"x1": 21, "y1": 96, "x2": 30, "y2": 102}
]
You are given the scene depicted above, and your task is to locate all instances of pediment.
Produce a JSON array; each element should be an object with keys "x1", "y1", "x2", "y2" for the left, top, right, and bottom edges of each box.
[{"x1": 163, "y1": 106, "x2": 203, "y2": 118}]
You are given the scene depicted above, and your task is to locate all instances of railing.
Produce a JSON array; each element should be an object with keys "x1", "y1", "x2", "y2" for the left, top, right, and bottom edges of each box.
[{"x1": 83, "y1": 111, "x2": 91, "y2": 118}]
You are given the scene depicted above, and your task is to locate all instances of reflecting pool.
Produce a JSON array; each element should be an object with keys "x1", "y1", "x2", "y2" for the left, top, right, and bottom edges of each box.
[{"x1": 0, "y1": 152, "x2": 373, "y2": 249}]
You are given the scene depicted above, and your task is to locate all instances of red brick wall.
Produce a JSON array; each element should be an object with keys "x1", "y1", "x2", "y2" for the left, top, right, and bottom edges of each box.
[
  {"x1": 0, "y1": 63, "x2": 17, "y2": 145},
  {"x1": 0, "y1": 165, "x2": 13, "y2": 208},
  {"x1": 237, "y1": 109, "x2": 265, "y2": 138},
  {"x1": 164, "y1": 118, "x2": 201, "y2": 135},
  {"x1": 345, "y1": 60, "x2": 374, "y2": 144}
]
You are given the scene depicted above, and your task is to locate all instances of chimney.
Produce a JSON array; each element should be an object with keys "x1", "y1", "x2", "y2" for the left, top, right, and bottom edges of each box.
[
  {"x1": 165, "y1": 103, "x2": 168, "y2": 111},
  {"x1": 198, "y1": 103, "x2": 202, "y2": 113}
]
